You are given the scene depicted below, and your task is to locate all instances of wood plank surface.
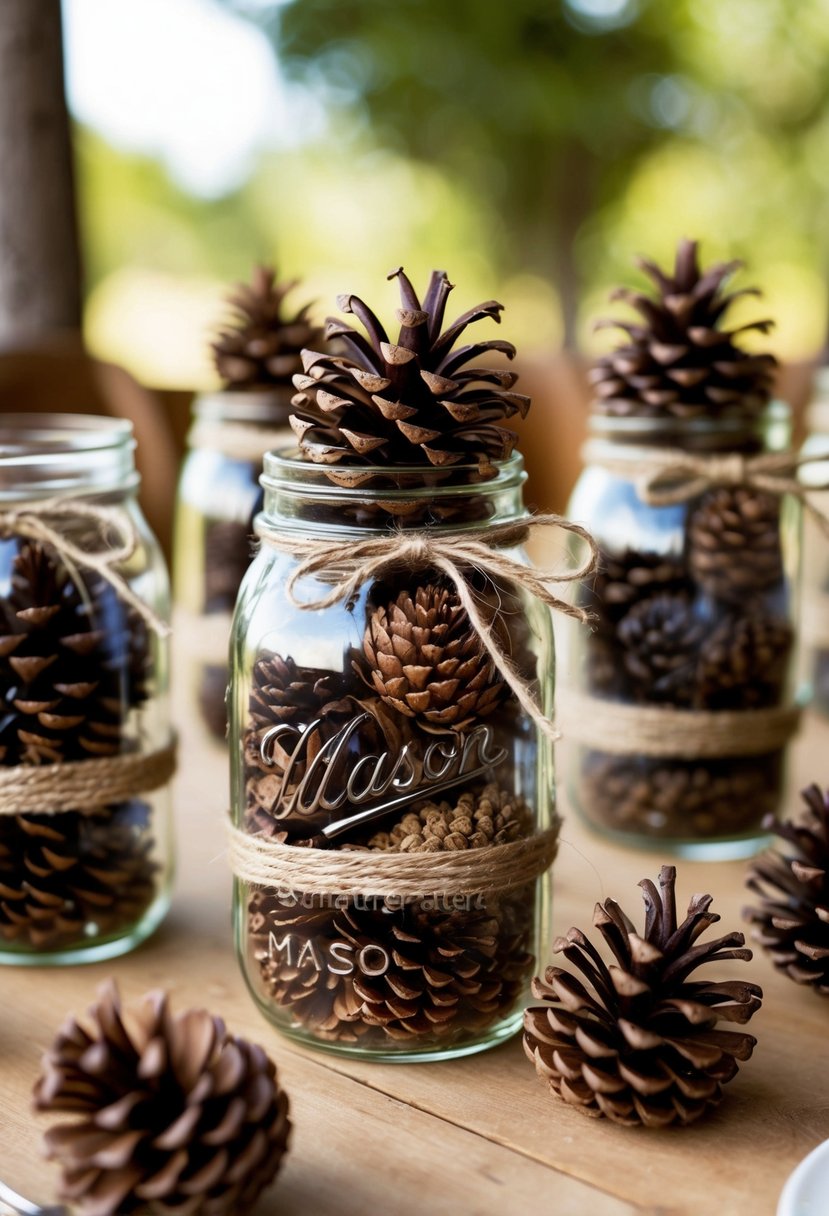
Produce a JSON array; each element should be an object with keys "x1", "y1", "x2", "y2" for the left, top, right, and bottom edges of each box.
[{"x1": 1, "y1": 670, "x2": 828, "y2": 1216}]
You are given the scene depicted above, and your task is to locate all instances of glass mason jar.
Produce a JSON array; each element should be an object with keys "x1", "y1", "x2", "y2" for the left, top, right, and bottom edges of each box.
[
  {"x1": 174, "y1": 390, "x2": 293, "y2": 740},
  {"x1": 0, "y1": 413, "x2": 173, "y2": 963},
  {"x1": 231, "y1": 452, "x2": 555, "y2": 1061},
  {"x1": 799, "y1": 368, "x2": 829, "y2": 714},
  {"x1": 563, "y1": 404, "x2": 800, "y2": 859}
]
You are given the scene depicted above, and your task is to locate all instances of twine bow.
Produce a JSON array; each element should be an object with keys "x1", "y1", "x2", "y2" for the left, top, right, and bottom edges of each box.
[
  {"x1": 256, "y1": 514, "x2": 598, "y2": 743},
  {"x1": 0, "y1": 496, "x2": 170, "y2": 635}
]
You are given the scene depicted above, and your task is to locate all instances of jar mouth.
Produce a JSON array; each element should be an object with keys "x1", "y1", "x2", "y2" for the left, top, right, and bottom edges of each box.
[
  {"x1": 587, "y1": 400, "x2": 790, "y2": 451},
  {"x1": 0, "y1": 413, "x2": 137, "y2": 499},
  {"x1": 261, "y1": 448, "x2": 526, "y2": 496},
  {"x1": 193, "y1": 388, "x2": 294, "y2": 427}
]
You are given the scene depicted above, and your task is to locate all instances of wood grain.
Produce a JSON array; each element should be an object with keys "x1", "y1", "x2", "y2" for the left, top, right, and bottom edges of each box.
[{"x1": 1, "y1": 680, "x2": 828, "y2": 1216}]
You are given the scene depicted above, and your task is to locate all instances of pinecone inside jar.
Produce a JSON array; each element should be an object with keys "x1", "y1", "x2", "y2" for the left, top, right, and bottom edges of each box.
[
  {"x1": 695, "y1": 609, "x2": 792, "y2": 710},
  {"x1": 688, "y1": 486, "x2": 784, "y2": 603},
  {"x1": 616, "y1": 592, "x2": 704, "y2": 706}
]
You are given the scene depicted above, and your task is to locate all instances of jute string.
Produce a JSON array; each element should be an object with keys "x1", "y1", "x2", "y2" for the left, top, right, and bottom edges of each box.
[
  {"x1": 0, "y1": 496, "x2": 170, "y2": 636},
  {"x1": 227, "y1": 817, "x2": 560, "y2": 898},
  {"x1": 188, "y1": 418, "x2": 293, "y2": 465},
  {"x1": 582, "y1": 440, "x2": 829, "y2": 534},
  {"x1": 0, "y1": 739, "x2": 177, "y2": 814},
  {"x1": 255, "y1": 514, "x2": 598, "y2": 744},
  {"x1": 556, "y1": 691, "x2": 800, "y2": 758}
]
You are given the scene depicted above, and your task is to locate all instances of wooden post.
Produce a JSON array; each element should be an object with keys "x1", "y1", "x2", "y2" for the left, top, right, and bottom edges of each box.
[{"x1": 0, "y1": 0, "x2": 82, "y2": 342}]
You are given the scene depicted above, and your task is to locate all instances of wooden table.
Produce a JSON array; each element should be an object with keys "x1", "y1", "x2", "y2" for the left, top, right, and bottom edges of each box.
[{"x1": 3, "y1": 691, "x2": 829, "y2": 1216}]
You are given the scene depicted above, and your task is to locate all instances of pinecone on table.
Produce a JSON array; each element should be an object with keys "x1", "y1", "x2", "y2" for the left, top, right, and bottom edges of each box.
[
  {"x1": 358, "y1": 583, "x2": 506, "y2": 733},
  {"x1": 0, "y1": 802, "x2": 157, "y2": 950},
  {"x1": 695, "y1": 610, "x2": 792, "y2": 709},
  {"x1": 744, "y1": 784, "x2": 829, "y2": 995},
  {"x1": 523, "y1": 865, "x2": 762, "y2": 1126},
  {"x1": 616, "y1": 593, "x2": 704, "y2": 705},
  {"x1": 0, "y1": 542, "x2": 145, "y2": 765},
  {"x1": 590, "y1": 239, "x2": 776, "y2": 419},
  {"x1": 34, "y1": 981, "x2": 291, "y2": 1216},
  {"x1": 212, "y1": 264, "x2": 319, "y2": 389},
  {"x1": 586, "y1": 548, "x2": 690, "y2": 627},
  {"x1": 688, "y1": 486, "x2": 784, "y2": 603},
  {"x1": 290, "y1": 267, "x2": 529, "y2": 478}
]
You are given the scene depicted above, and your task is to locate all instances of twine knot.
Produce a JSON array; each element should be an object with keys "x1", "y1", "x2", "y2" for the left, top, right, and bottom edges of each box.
[
  {"x1": 255, "y1": 513, "x2": 598, "y2": 742},
  {"x1": 0, "y1": 496, "x2": 170, "y2": 636}
]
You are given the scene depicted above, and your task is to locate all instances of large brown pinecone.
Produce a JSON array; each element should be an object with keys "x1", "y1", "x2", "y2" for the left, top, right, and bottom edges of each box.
[
  {"x1": 688, "y1": 486, "x2": 784, "y2": 602},
  {"x1": 34, "y1": 981, "x2": 291, "y2": 1216},
  {"x1": 744, "y1": 785, "x2": 829, "y2": 995},
  {"x1": 0, "y1": 542, "x2": 147, "y2": 765},
  {"x1": 524, "y1": 865, "x2": 762, "y2": 1126},
  {"x1": 586, "y1": 547, "x2": 690, "y2": 626},
  {"x1": 695, "y1": 611, "x2": 792, "y2": 709},
  {"x1": 590, "y1": 239, "x2": 776, "y2": 419},
  {"x1": 359, "y1": 584, "x2": 506, "y2": 733},
  {"x1": 290, "y1": 267, "x2": 529, "y2": 475},
  {"x1": 616, "y1": 593, "x2": 704, "y2": 705},
  {"x1": 0, "y1": 802, "x2": 157, "y2": 950},
  {"x1": 212, "y1": 264, "x2": 319, "y2": 389}
]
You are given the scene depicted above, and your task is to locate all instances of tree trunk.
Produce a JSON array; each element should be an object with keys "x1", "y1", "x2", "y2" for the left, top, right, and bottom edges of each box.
[{"x1": 0, "y1": 0, "x2": 82, "y2": 343}]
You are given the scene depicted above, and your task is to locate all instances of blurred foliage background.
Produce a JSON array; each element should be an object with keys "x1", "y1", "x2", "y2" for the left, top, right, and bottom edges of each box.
[{"x1": 66, "y1": 0, "x2": 829, "y2": 390}]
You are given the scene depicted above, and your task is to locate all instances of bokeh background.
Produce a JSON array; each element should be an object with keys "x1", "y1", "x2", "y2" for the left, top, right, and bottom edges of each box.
[{"x1": 4, "y1": 0, "x2": 829, "y2": 548}]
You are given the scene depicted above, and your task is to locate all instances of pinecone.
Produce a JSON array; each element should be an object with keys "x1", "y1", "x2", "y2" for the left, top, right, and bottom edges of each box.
[
  {"x1": 212, "y1": 264, "x2": 319, "y2": 389},
  {"x1": 580, "y1": 751, "x2": 782, "y2": 840},
  {"x1": 290, "y1": 267, "x2": 529, "y2": 475},
  {"x1": 744, "y1": 784, "x2": 829, "y2": 995},
  {"x1": 523, "y1": 865, "x2": 762, "y2": 1126},
  {"x1": 0, "y1": 802, "x2": 157, "y2": 950},
  {"x1": 688, "y1": 487, "x2": 784, "y2": 602},
  {"x1": 616, "y1": 593, "x2": 704, "y2": 705},
  {"x1": 345, "y1": 783, "x2": 532, "y2": 853},
  {"x1": 586, "y1": 547, "x2": 690, "y2": 626},
  {"x1": 358, "y1": 584, "x2": 506, "y2": 733},
  {"x1": 34, "y1": 981, "x2": 291, "y2": 1216},
  {"x1": 695, "y1": 610, "x2": 792, "y2": 709},
  {"x1": 0, "y1": 542, "x2": 146, "y2": 765}
]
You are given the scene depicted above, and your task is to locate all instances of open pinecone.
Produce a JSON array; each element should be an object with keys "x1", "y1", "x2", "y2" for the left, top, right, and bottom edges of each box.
[
  {"x1": 345, "y1": 783, "x2": 532, "y2": 853},
  {"x1": 688, "y1": 486, "x2": 784, "y2": 602},
  {"x1": 358, "y1": 583, "x2": 506, "y2": 733},
  {"x1": 695, "y1": 610, "x2": 792, "y2": 709},
  {"x1": 524, "y1": 865, "x2": 762, "y2": 1126},
  {"x1": 0, "y1": 802, "x2": 157, "y2": 950},
  {"x1": 590, "y1": 239, "x2": 776, "y2": 419},
  {"x1": 0, "y1": 541, "x2": 148, "y2": 765},
  {"x1": 211, "y1": 263, "x2": 319, "y2": 389},
  {"x1": 745, "y1": 785, "x2": 829, "y2": 995},
  {"x1": 585, "y1": 547, "x2": 690, "y2": 626},
  {"x1": 34, "y1": 981, "x2": 291, "y2": 1216},
  {"x1": 290, "y1": 267, "x2": 529, "y2": 475},
  {"x1": 616, "y1": 592, "x2": 704, "y2": 705}
]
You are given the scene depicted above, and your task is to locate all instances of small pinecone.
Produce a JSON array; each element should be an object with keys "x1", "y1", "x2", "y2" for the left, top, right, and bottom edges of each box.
[
  {"x1": 695, "y1": 611, "x2": 792, "y2": 709},
  {"x1": 586, "y1": 548, "x2": 690, "y2": 626},
  {"x1": 212, "y1": 264, "x2": 319, "y2": 389},
  {"x1": 745, "y1": 784, "x2": 829, "y2": 994},
  {"x1": 290, "y1": 267, "x2": 529, "y2": 475},
  {"x1": 688, "y1": 487, "x2": 783, "y2": 602},
  {"x1": 0, "y1": 802, "x2": 157, "y2": 950},
  {"x1": 34, "y1": 981, "x2": 291, "y2": 1216},
  {"x1": 524, "y1": 865, "x2": 762, "y2": 1127},
  {"x1": 616, "y1": 593, "x2": 704, "y2": 705},
  {"x1": 344, "y1": 783, "x2": 532, "y2": 853},
  {"x1": 204, "y1": 520, "x2": 252, "y2": 612},
  {"x1": 0, "y1": 542, "x2": 145, "y2": 765},
  {"x1": 359, "y1": 584, "x2": 505, "y2": 732},
  {"x1": 590, "y1": 238, "x2": 776, "y2": 419}
]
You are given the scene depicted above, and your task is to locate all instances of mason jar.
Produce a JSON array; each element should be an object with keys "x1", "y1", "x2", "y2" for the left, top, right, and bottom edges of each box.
[
  {"x1": 0, "y1": 413, "x2": 173, "y2": 963},
  {"x1": 562, "y1": 404, "x2": 800, "y2": 859},
  {"x1": 174, "y1": 389, "x2": 293, "y2": 740},
  {"x1": 799, "y1": 368, "x2": 829, "y2": 714},
  {"x1": 230, "y1": 452, "x2": 555, "y2": 1061}
]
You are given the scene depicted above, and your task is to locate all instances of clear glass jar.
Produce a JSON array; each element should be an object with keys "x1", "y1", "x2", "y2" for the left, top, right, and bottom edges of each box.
[
  {"x1": 799, "y1": 369, "x2": 829, "y2": 714},
  {"x1": 231, "y1": 452, "x2": 554, "y2": 1061},
  {"x1": 563, "y1": 404, "x2": 800, "y2": 859},
  {"x1": 0, "y1": 413, "x2": 173, "y2": 963},
  {"x1": 174, "y1": 390, "x2": 293, "y2": 740}
]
